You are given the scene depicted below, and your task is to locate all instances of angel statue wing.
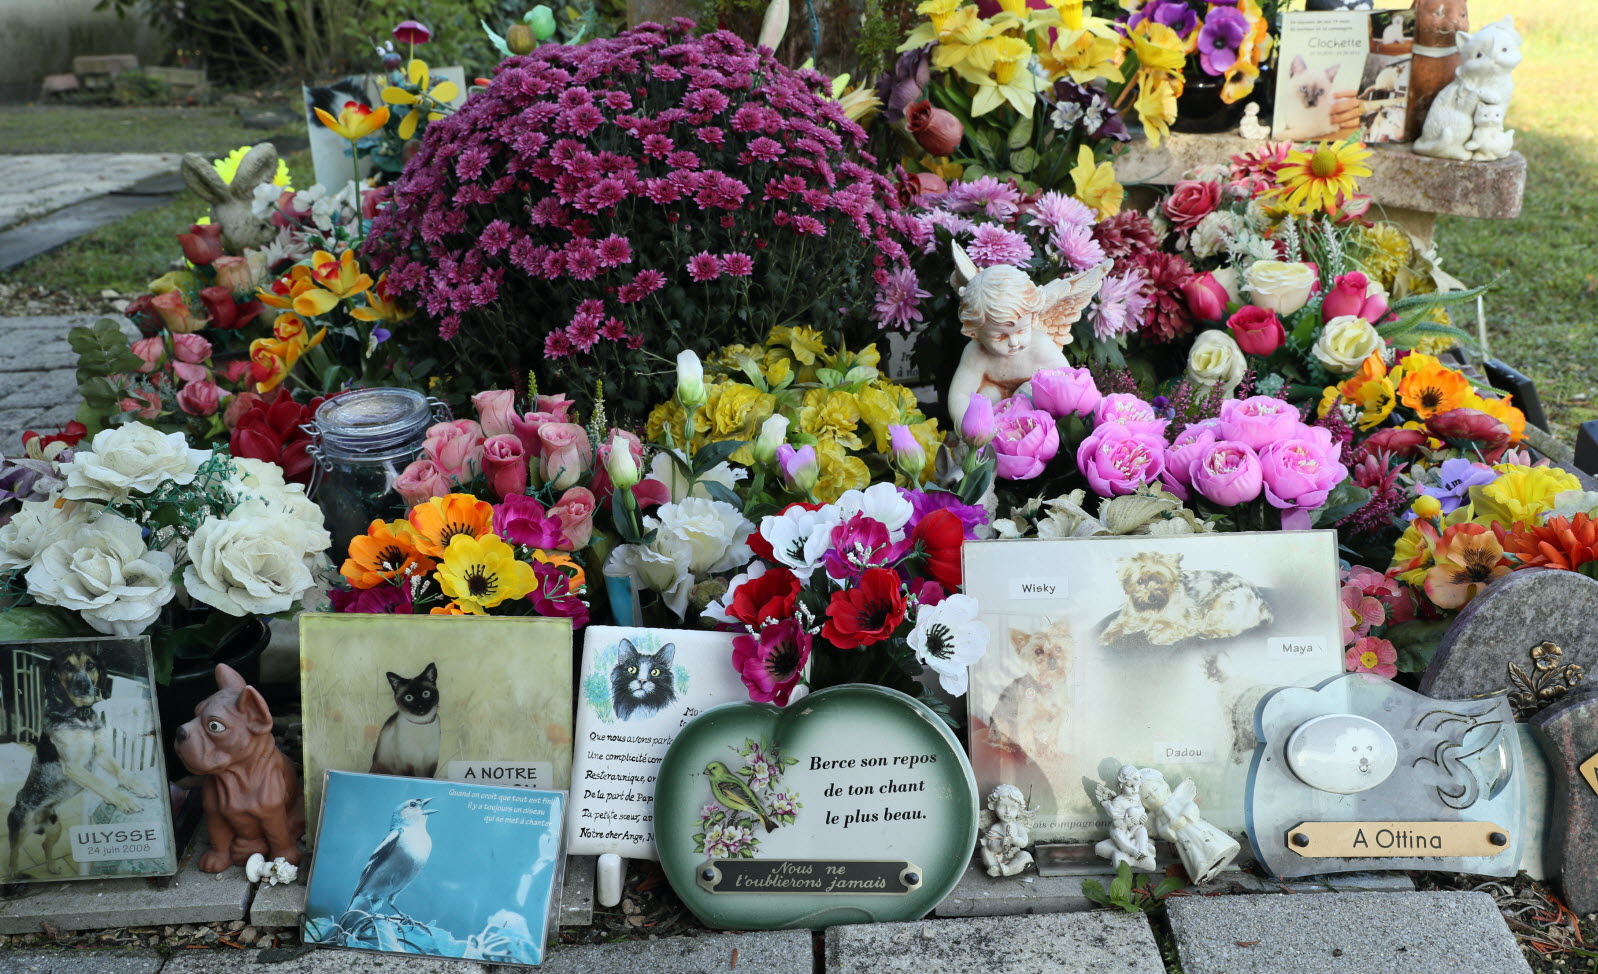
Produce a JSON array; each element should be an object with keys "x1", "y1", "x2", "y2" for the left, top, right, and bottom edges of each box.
[
  {"x1": 949, "y1": 239, "x2": 980, "y2": 291},
  {"x1": 1032, "y1": 260, "x2": 1112, "y2": 349},
  {"x1": 1093, "y1": 781, "x2": 1116, "y2": 806}
]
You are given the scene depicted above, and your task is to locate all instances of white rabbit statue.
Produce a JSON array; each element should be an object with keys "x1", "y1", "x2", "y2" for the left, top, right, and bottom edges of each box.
[
  {"x1": 180, "y1": 142, "x2": 280, "y2": 254},
  {"x1": 1412, "y1": 18, "x2": 1522, "y2": 162}
]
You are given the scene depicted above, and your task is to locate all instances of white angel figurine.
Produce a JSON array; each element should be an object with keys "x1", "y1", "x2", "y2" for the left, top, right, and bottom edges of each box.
[
  {"x1": 1093, "y1": 765, "x2": 1157, "y2": 872},
  {"x1": 1137, "y1": 768, "x2": 1240, "y2": 885},
  {"x1": 945, "y1": 241, "x2": 1110, "y2": 428},
  {"x1": 978, "y1": 783, "x2": 1036, "y2": 878}
]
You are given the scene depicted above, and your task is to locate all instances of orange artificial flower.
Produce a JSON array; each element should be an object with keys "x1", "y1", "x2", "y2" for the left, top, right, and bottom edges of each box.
[
  {"x1": 430, "y1": 601, "x2": 470, "y2": 615},
  {"x1": 350, "y1": 272, "x2": 416, "y2": 324},
  {"x1": 1500, "y1": 513, "x2": 1598, "y2": 572},
  {"x1": 1397, "y1": 363, "x2": 1472, "y2": 419},
  {"x1": 294, "y1": 250, "x2": 374, "y2": 317},
  {"x1": 1423, "y1": 521, "x2": 1512, "y2": 609},
  {"x1": 258, "y1": 266, "x2": 314, "y2": 310},
  {"x1": 407, "y1": 493, "x2": 495, "y2": 557},
  {"x1": 315, "y1": 100, "x2": 391, "y2": 142},
  {"x1": 342, "y1": 519, "x2": 435, "y2": 589},
  {"x1": 247, "y1": 314, "x2": 328, "y2": 392},
  {"x1": 1338, "y1": 352, "x2": 1388, "y2": 399},
  {"x1": 1472, "y1": 394, "x2": 1528, "y2": 444}
]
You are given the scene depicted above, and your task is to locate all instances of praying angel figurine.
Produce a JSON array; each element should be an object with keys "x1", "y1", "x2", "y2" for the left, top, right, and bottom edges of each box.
[{"x1": 945, "y1": 241, "x2": 1109, "y2": 428}]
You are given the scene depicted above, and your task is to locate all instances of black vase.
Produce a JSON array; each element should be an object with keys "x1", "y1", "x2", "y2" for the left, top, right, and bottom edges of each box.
[
  {"x1": 1169, "y1": 65, "x2": 1274, "y2": 135},
  {"x1": 156, "y1": 617, "x2": 271, "y2": 779}
]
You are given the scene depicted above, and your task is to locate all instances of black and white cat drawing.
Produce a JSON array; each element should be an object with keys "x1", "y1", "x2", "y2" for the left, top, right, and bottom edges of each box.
[
  {"x1": 371, "y1": 662, "x2": 440, "y2": 778},
  {"x1": 610, "y1": 640, "x2": 677, "y2": 720}
]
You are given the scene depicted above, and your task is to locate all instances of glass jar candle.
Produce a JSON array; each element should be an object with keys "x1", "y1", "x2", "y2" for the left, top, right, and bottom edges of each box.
[{"x1": 306, "y1": 388, "x2": 445, "y2": 554}]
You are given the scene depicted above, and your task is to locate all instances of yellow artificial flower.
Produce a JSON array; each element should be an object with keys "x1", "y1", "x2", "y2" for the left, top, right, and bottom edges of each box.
[
  {"x1": 764, "y1": 356, "x2": 794, "y2": 389},
  {"x1": 1222, "y1": 1, "x2": 1273, "y2": 103},
  {"x1": 812, "y1": 440, "x2": 871, "y2": 503},
  {"x1": 1272, "y1": 139, "x2": 1373, "y2": 215},
  {"x1": 931, "y1": 8, "x2": 1009, "y2": 74},
  {"x1": 349, "y1": 272, "x2": 416, "y2": 324},
  {"x1": 1126, "y1": 20, "x2": 1186, "y2": 75},
  {"x1": 798, "y1": 388, "x2": 865, "y2": 451},
  {"x1": 148, "y1": 270, "x2": 194, "y2": 296},
  {"x1": 855, "y1": 385, "x2": 908, "y2": 452},
  {"x1": 903, "y1": 419, "x2": 943, "y2": 484},
  {"x1": 963, "y1": 45, "x2": 1044, "y2": 117},
  {"x1": 1038, "y1": 27, "x2": 1124, "y2": 85},
  {"x1": 899, "y1": 0, "x2": 964, "y2": 49},
  {"x1": 382, "y1": 59, "x2": 460, "y2": 139},
  {"x1": 1070, "y1": 144, "x2": 1122, "y2": 218},
  {"x1": 294, "y1": 250, "x2": 374, "y2": 317},
  {"x1": 247, "y1": 313, "x2": 327, "y2": 392},
  {"x1": 1352, "y1": 376, "x2": 1397, "y2": 430},
  {"x1": 214, "y1": 146, "x2": 291, "y2": 189},
  {"x1": 707, "y1": 382, "x2": 776, "y2": 440},
  {"x1": 1470, "y1": 465, "x2": 1582, "y2": 529},
  {"x1": 1133, "y1": 71, "x2": 1180, "y2": 148},
  {"x1": 769, "y1": 325, "x2": 827, "y2": 365},
  {"x1": 435, "y1": 533, "x2": 537, "y2": 614},
  {"x1": 314, "y1": 100, "x2": 391, "y2": 142}
]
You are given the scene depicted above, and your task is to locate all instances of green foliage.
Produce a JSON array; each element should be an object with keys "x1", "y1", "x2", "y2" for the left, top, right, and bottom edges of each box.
[
  {"x1": 854, "y1": 0, "x2": 912, "y2": 82},
  {"x1": 1081, "y1": 861, "x2": 1185, "y2": 913}
]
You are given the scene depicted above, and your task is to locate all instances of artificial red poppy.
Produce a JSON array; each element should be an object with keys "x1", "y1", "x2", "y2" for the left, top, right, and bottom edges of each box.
[
  {"x1": 910, "y1": 508, "x2": 964, "y2": 591},
  {"x1": 821, "y1": 567, "x2": 907, "y2": 650},
  {"x1": 729, "y1": 566, "x2": 801, "y2": 627}
]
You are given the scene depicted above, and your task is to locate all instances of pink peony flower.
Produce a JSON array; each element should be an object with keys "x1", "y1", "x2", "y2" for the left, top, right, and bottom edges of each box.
[
  {"x1": 548, "y1": 486, "x2": 597, "y2": 550},
  {"x1": 176, "y1": 379, "x2": 222, "y2": 417},
  {"x1": 537, "y1": 422, "x2": 592, "y2": 490},
  {"x1": 991, "y1": 398, "x2": 1060, "y2": 480},
  {"x1": 1259, "y1": 426, "x2": 1348, "y2": 516},
  {"x1": 394, "y1": 458, "x2": 452, "y2": 507},
  {"x1": 423, "y1": 419, "x2": 485, "y2": 484},
  {"x1": 1093, "y1": 393, "x2": 1169, "y2": 438},
  {"x1": 482, "y1": 434, "x2": 529, "y2": 499},
  {"x1": 472, "y1": 389, "x2": 518, "y2": 438},
  {"x1": 1077, "y1": 424, "x2": 1167, "y2": 496},
  {"x1": 1030, "y1": 367, "x2": 1101, "y2": 419},
  {"x1": 1189, "y1": 440, "x2": 1264, "y2": 506},
  {"x1": 1218, "y1": 396, "x2": 1304, "y2": 452}
]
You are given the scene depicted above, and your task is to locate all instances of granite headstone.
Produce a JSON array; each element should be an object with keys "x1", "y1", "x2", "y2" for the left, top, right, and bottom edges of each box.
[{"x1": 1529, "y1": 689, "x2": 1598, "y2": 913}]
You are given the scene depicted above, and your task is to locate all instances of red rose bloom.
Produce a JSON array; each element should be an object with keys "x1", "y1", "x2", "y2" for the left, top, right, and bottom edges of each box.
[
  {"x1": 821, "y1": 567, "x2": 907, "y2": 650},
  {"x1": 1161, "y1": 179, "x2": 1222, "y2": 232},
  {"x1": 1227, "y1": 305, "x2": 1286, "y2": 357},
  {"x1": 229, "y1": 388, "x2": 324, "y2": 484},
  {"x1": 730, "y1": 566, "x2": 801, "y2": 627},
  {"x1": 910, "y1": 509, "x2": 964, "y2": 591}
]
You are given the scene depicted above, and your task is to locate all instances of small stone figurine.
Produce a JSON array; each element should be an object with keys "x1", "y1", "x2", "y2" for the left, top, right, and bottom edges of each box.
[
  {"x1": 1094, "y1": 765, "x2": 1157, "y2": 872},
  {"x1": 945, "y1": 241, "x2": 1109, "y2": 428},
  {"x1": 179, "y1": 143, "x2": 280, "y2": 254},
  {"x1": 978, "y1": 783, "x2": 1036, "y2": 877},
  {"x1": 1413, "y1": 17, "x2": 1522, "y2": 161},
  {"x1": 1238, "y1": 102, "x2": 1271, "y2": 141},
  {"x1": 1137, "y1": 768, "x2": 1240, "y2": 885}
]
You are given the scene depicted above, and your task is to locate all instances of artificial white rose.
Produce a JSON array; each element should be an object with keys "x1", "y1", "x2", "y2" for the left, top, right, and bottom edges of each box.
[
  {"x1": 651, "y1": 496, "x2": 753, "y2": 577},
  {"x1": 1210, "y1": 266, "x2": 1243, "y2": 306},
  {"x1": 25, "y1": 516, "x2": 175, "y2": 636},
  {"x1": 1312, "y1": 315, "x2": 1384, "y2": 374},
  {"x1": 907, "y1": 594, "x2": 990, "y2": 695},
  {"x1": 1243, "y1": 260, "x2": 1318, "y2": 316},
  {"x1": 0, "y1": 499, "x2": 91, "y2": 572},
  {"x1": 1186, "y1": 330, "x2": 1247, "y2": 395},
  {"x1": 62, "y1": 423, "x2": 211, "y2": 504},
  {"x1": 606, "y1": 539, "x2": 695, "y2": 619},
  {"x1": 1189, "y1": 210, "x2": 1243, "y2": 260},
  {"x1": 228, "y1": 458, "x2": 324, "y2": 530},
  {"x1": 182, "y1": 502, "x2": 328, "y2": 616}
]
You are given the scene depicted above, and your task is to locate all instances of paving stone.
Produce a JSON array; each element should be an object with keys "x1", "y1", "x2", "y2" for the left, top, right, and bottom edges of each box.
[
  {"x1": 0, "y1": 315, "x2": 137, "y2": 448},
  {"x1": 161, "y1": 946, "x2": 491, "y2": 973},
  {"x1": 1167, "y1": 890, "x2": 1531, "y2": 974},
  {"x1": 248, "y1": 879, "x2": 306, "y2": 929},
  {"x1": 0, "y1": 949, "x2": 163, "y2": 973},
  {"x1": 539, "y1": 930, "x2": 811, "y2": 974},
  {"x1": 559, "y1": 855, "x2": 596, "y2": 927},
  {"x1": 826, "y1": 912, "x2": 1163, "y2": 974},
  {"x1": 1420, "y1": 568, "x2": 1598, "y2": 703},
  {"x1": 0, "y1": 371, "x2": 80, "y2": 411},
  {"x1": 0, "y1": 154, "x2": 181, "y2": 232},
  {"x1": 1531, "y1": 689, "x2": 1598, "y2": 912},
  {"x1": 0, "y1": 836, "x2": 250, "y2": 935}
]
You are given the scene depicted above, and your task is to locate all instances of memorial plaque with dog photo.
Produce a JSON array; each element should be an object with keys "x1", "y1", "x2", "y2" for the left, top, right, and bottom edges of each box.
[
  {"x1": 299, "y1": 615, "x2": 573, "y2": 840},
  {"x1": 0, "y1": 636, "x2": 177, "y2": 881},
  {"x1": 963, "y1": 531, "x2": 1343, "y2": 843}
]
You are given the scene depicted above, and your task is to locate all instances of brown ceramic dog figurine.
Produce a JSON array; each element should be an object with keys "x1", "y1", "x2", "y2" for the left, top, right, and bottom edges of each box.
[{"x1": 175, "y1": 664, "x2": 305, "y2": 873}]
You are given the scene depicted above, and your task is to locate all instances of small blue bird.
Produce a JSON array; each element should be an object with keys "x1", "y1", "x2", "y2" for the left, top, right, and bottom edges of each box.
[{"x1": 347, "y1": 797, "x2": 437, "y2": 921}]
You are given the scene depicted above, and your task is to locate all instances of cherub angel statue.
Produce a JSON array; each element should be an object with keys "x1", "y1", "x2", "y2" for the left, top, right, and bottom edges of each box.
[
  {"x1": 1093, "y1": 765, "x2": 1157, "y2": 872},
  {"x1": 946, "y1": 241, "x2": 1110, "y2": 428},
  {"x1": 978, "y1": 783, "x2": 1037, "y2": 877}
]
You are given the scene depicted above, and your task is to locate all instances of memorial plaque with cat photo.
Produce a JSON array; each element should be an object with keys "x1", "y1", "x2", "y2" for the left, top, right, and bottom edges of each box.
[
  {"x1": 962, "y1": 531, "x2": 1344, "y2": 843},
  {"x1": 567, "y1": 627, "x2": 759, "y2": 860},
  {"x1": 299, "y1": 614, "x2": 573, "y2": 840}
]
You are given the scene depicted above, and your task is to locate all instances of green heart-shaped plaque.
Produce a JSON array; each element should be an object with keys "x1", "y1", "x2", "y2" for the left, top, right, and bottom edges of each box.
[{"x1": 655, "y1": 684, "x2": 978, "y2": 930}]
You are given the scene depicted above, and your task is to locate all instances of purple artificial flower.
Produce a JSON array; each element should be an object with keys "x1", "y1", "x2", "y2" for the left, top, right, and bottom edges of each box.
[
  {"x1": 1089, "y1": 269, "x2": 1151, "y2": 340},
  {"x1": 330, "y1": 583, "x2": 416, "y2": 614},
  {"x1": 901, "y1": 487, "x2": 990, "y2": 540},
  {"x1": 1414, "y1": 458, "x2": 1497, "y2": 516},
  {"x1": 943, "y1": 176, "x2": 1022, "y2": 221},
  {"x1": 1197, "y1": 6, "x2": 1250, "y2": 75},
  {"x1": 1130, "y1": 0, "x2": 1198, "y2": 37},
  {"x1": 966, "y1": 224, "x2": 1033, "y2": 267},
  {"x1": 874, "y1": 266, "x2": 931, "y2": 330},
  {"x1": 875, "y1": 46, "x2": 932, "y2": 125},
  {"x1": 1049, "y1": 79, "x2": 1131, "y2": 142}
]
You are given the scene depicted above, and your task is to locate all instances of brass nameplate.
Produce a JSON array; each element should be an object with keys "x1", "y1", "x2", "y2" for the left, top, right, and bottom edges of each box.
[
  {"x1": 1579, "y1": 752, "x2": 1598, "y2": 797},
  {"x1": 697, "y1": 859, "x2": 922, "y2": 894},
  {"x1": 1285, "y1": 821, "x2": 1511, "y2": 858}
]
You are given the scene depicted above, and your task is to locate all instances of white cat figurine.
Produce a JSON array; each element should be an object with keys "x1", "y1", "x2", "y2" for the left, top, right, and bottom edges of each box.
[
  {"x1": 1465, "y1": 100, "x2": 1515, "y2": 160},
  {"x1": 1413, "y1": 17, "x2": 1522, "y2": 161}
]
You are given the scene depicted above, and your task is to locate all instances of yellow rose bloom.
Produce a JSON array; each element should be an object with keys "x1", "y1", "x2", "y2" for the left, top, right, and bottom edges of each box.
[{"x1": 812, "y1": 441, "x2": 871, "y2": 503}]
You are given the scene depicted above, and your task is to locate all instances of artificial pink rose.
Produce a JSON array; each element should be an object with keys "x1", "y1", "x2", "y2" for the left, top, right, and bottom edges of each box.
[
  {"x1": 1190, "y1": 440, "x2": 1264, "y2": 506},
  {"x1": 1321, "y1": 271, "x2": 1390, "y2": 323},
  {"x1": 423, "y1": 419, "x2": 485, "y2": 483},
  {"x1": 1227, "y1": 305, "x2": 1286, "y2": 357},
  {"x1": 151, "y1": 290, "x2": 202, "y2": 333},
  {"x1": 172, "y1": 361, "x2": 209, "y2": 383},
  {"x1": 130, "y1": 337, "x2": 165, "y2": 373},
  {"x1": 172, "y1": 332, "x2": 213, "y2": 364},
  {"x1": 481, "y1": 434, "x2": 528, "y2": 499},
  {"x1": 1161, "y1": 179, "x2": 1222, "y2": 232},
  {"x1": 1077, "y1": 424, "x2": 1167, "y2": 496},
  {"x1": 537, "y1": 422, "x2": 593, "y2": 490},
  {"x1": 1181, "y1": 272, "x2": 1229, "y2": 324},
  {"x1": 591, "y1": 428, "x2": 644, "y2": 501},
  {"x1": 176, "y1": 379, "x2": 222, "y2": 417},
  {"x1": 991, "y1": 399, "x2": 1060, "y2": 480},
  {"x1": 1260, "y1": 426, "x2": 1348, "y2": 513},
  {"x1": 394, "y1": 458, "x2": 452, "y2": 508},
  {"x1": 119, "y1": 388, "x2": 162, "y2": 420},
  {"x1": 549, "y1": 486, "x2": 597, "y2": 550},
  {"x1": 1164, "y1": 420, "x2": 1220, "y2": 489},
  {"x1": 1218, "y1": 396, "x2": 1304, "y2": 452},
  {"x1": 1093, "y1": 393, "x2": 1169, "y2": 438},
  {"x1": 632, "y1": 477, "x2": 671, "y2": 510},
  {"x1": 219, "y1": 359, "x2": 253, "y2": 386},
  {"x1": 472, "y1": 389, "x2": 518, "y2": 438},
  {"x1": 508, "y1": 394, "x2": 576, "y2": 457},
  {"x1": 1030, "y1": 367, "x2": 1101, "y2": 419},
  {"x1": 211, "y1": 255, "x2": 254, "y2": 293}
]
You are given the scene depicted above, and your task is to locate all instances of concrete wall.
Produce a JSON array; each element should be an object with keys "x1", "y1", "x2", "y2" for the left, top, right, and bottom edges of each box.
[{"x1": 0, "y1": 0, "x2": 167, "y2": 102}]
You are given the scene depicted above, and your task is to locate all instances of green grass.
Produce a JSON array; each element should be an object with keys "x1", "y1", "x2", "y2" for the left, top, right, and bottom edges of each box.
[
  {"x1": 1436, "y1": 0, "x2": 1598, "y2": 441},
  {"x1": 0, "y1": 105, "x2": 304, "y2": 156}
]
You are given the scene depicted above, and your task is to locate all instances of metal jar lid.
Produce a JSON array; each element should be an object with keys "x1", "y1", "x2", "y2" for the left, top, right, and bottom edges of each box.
[{"x1": 307, "y1": 387, "x2": 440, "y2": 465}]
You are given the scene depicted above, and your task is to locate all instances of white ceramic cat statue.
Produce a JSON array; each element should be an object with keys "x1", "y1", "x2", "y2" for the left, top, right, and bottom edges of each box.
[{"x1": 1412, "y1": 17, "x2": 1522, "y2": 161}]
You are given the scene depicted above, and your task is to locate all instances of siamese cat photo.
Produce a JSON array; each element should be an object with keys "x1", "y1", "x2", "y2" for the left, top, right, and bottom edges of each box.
[{"x1": 371, "y1": 663, "x2": 440, "y2": 778}]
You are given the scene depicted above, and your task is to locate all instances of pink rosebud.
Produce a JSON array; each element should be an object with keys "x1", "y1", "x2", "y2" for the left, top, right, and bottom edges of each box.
[
  {"x1": 212, "y1": 255, "x2": 254, "y2": 293},
  {"x1": 1163, "y1": 421, "x2": 1220, "y2": 490},
  {"x1": 777, "y1": 444, "x2": 819, "y2": 492},
  {"x1": 959, "y1": 393, "x2": 996, "y2": 447},
  {"x1": 1218, "y1": 396, "x2": 1304, "y2": 452},
  {"x1": 1030, "y1": 367, "x2": 1101, "y2": 419},
  {"x1": 1189, "y1": 440, "x2": 1264, "y2": 506},
  {"x1": 508, "y1": 394, "x2": 576, "y2": 457},
  {"x1": 472, "y1": 389, "x2": 518, "y2": 438},
  {"x1": 172, "y1": 361, "x2": 209, "y2": 383},
  {"x1": 481, "y1": 433, "x2": 528, "y2": 499},
  {"x1": 549, "y1": 486, "x2": 597, "y2": 550},
  {"x1": 219, "y1": 359, "x2": 253, "y2": 385},
  {"x1": 1181, "y1": 272, "x2": 1230, "y2": 324},
  {"x1": 151, "y1": 290, "x2": 202, "y2": 333},
  {"x1": 537, "y1": 422, "x2": 592, "y2": 490},
  {"x1": 119, "y1": 388, "x2": 162, "y2": 420},
  {"x1": 1226, "y1": 305, "x2": 1286, "y2": 357},
  {"x1": 176, "y1": 379, "x2": 222, "y2": 417},
  {"x1": 992, "y1": 398, "x2": 1060, "y2": 481},
  {"x1": 130, "y1": 336, "x2": 166, "y2": 373},
  {"x1": 423, "y1": 419, "x2": 484, "y2": 484},
  {"x1": 1321, "y1": 271, "x2": 1389, "y2": 322},
  {"x1": 172, "y1": 332, "x2": 212, "y2": 364},
  {"x1": 1076, "y1": 424, "x2": 1166, "y2": 496},
  {"x1": 1093, "y1": 393, "x2": 1169, "y2": 438},
  {"x1": 394, "y1": 458, "x2": 452, "y2": 508}
]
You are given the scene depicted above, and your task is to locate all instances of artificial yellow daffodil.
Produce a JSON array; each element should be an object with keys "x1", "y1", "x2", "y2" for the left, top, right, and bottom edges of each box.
[
  {"x1": 932, "y1": 9, "x2": 1012, "y2": 75},
  {"x1": 958, "y1": 37, "x2": 1039, "y2": 116},
  {"x1": 382, "y1": 59, "x2": 460, "y2": 139},
  {"x1": 1037, "y1": 27, "x2": 1124, "y2": 85},
  {"x1": 294, "y1": 250, "x2": 374, "y2": 317},
  {"x1": 350, "y1": 273, "x2": 416, "y2": 324},
  {"x1": 1070, "y1": 144, "x2": 1122, "y2": 218},
  {"x1": 899, "y1": 0, "x2": 965, "y2": 49},
  {"x1": 995, "y1": 0, "x2": 1060, "y2": 36},
  {"x1": 314, "y1": 100, "x2": 391, "y2": 142},
  {"x1": 1126, "y1": 20, "x2": 1187, "y2": 76},
  {"x1": 1133, "y1": 70, "x2": 1180, "y2": 147}
]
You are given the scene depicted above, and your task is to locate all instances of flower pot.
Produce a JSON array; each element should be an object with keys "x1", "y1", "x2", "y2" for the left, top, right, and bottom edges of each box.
[
  {"x1": 1170, "y1": 64, "x2": 1274, "y2": 135},
  {"x1": 155, "y1": 616, "x2": 271, "y2": 779}
]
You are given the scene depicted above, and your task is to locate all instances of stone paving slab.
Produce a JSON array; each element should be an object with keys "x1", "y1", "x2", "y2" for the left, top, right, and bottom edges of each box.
[
  {"x1": 247, "y1": 880, "x2": 304, "y2": 929},
  {"x1": 0, "y1": 314, "x2": 136, "y2": 449},
  {"x1": 0, "y1": 836, "x2": 251, "y2": 936},
  {"x1": 161, "y1": 946, "x2": 491, "y2": 973},
  {"x1": 1166, "y1": 890, "x2": 1531, "y2": 974},
  {"x1": 826, "y1": 912, "x2": 1164, "y2": 974},
  {"x1": 0, "y1": 155, "x2": 182, "y2": 232},
  {"x1": 0, "y1": 190, "x2": 180, "y2": 272},
  {"x1": 539, "y1": 930, "x2": 811, "y2": 974},
  {"x1": 0, "y1": 948, "x2": 164, "y2": 973},
  {"x1": 558, "y1": 856, "x2": 596, "y2": 928}
]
